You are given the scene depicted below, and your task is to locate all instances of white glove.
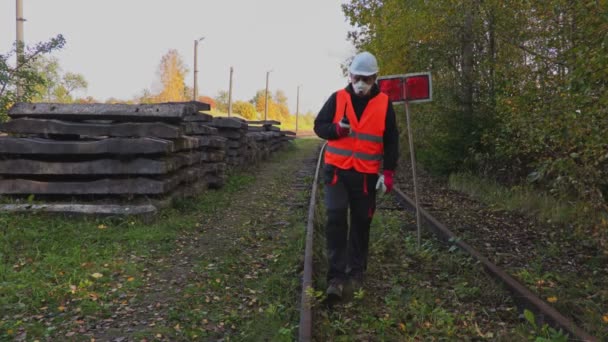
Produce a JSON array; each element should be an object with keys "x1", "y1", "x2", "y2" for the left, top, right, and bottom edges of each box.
[
  {"x1": 376, "y1": 175, "x2": 387, "y2": 194},
  {"x1": 338, "y1": 120, "x2": 350, "y2": 129}
]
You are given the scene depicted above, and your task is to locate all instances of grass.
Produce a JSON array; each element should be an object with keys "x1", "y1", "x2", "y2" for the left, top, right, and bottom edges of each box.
[
  {"x1": 448, "y1": 171, "x2": 608, "y2": 339},
  {"x1": 0, "y1": 140, "x2": 581, "y2": 340},
  {"x1": 448, "y1": 172, "x2": 601, "y2": 227},
  {"x1": 309, "y1": 191, "x2": 550, "y2": 340},
  {"x1": 156, "y1": 139, "x2": 320, "y2": 340},
  {"x1": 0, "y1": 139, "x2": 321, "y2": 340},
  {"x1": 0, "y1": 172, "x2": 245, "y2": 340}
]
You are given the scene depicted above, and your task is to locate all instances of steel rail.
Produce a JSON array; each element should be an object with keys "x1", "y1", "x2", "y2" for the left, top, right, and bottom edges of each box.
[
  {"x1": 298, "y1": 142, "x2": 326, "y2": 342},
  {"x1": 392, "y1": 186, "x2": 597, "y2": 342}
]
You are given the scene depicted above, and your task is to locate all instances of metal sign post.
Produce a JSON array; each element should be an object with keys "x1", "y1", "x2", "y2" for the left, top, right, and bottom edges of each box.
[
  {"x1": 378, "y1": 72, "x2": 432, "y2": 249},
  {"x1": 404, "y1": 100, "x2": 422, "y2": 248}
]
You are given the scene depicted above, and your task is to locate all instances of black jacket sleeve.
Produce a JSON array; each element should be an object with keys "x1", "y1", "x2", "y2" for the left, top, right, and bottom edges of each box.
[
  {"x1": 314, "y1": 92, "x2": 340, "y2": 140},
  {"x1": 382, "y1": 101, "x2": 399, "y2": 171}
]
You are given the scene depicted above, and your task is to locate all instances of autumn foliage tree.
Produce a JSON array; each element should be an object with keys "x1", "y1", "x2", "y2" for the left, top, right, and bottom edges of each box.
[
  {"x1": 232, "y1": 100, "x2": 257, "y2": 120},
  {"x1": 156, "y1": 49, "x2": 188, "y2": 102},
  {"x1": 197, "y1": 95, "x2": 216, "y2": 109},
  {"x1": 252, "y1": 89, "x2": 291, "y2": 123},
  {"x1": 343, "y1": 0, "x2": 608, "y2": 244}
]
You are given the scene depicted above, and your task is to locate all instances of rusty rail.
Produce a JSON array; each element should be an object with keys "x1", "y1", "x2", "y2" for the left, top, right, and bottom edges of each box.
[
  {"x1": 392, "y1": 186, "x2": 597, "y2": 342},
  {"x1": 298, "y1": 142, "x2": 326, "y2": 342}
]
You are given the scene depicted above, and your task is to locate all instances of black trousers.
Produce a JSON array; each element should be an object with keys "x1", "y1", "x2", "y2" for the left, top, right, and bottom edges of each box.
[{"x1": 323, "y1": 164, "x2": 378, "y2": 281}]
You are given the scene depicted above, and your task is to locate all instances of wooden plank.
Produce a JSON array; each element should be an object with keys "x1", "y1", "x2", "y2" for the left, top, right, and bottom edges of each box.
[
  {"x1": 246, "y1": 120, "x2": 281, "y2": 125},
  {"x1": 216, "y1": 129, "x2": 244, "y2": 140},
  {"x1": 226, "y1": 140, "x2": 242, "y2": 149},
  {"x1": 0, "y1": 150, "x2": 225, "y2": 175},
  {"x1": 198, "y1": 150, "x2": 225, "y2": 162},
  {"x1": 0, "y1": 163, "x2": 226, "y2": 195},
  {"x1": 247, "y1": 126, "x2": 265, "y2": 132},
  {"x1": 180, "y1": 122, "x2": 218, "y2": 135},
  {"x1": 8, "y1": 103, "x2": 196, "y2": 122},
  {"x1": 226, "y1": 156, "x2": 244, "y2": 165},
  {"x1": 0, "y1": 118, "x2": 182, "y2": 138},
  {"x1": 246, "y1": 132, "x2": 269, "y2": 141},
  {"x1": 183, "y1": 113, "x2": 213, "y2": 122},
  {"x1": 0, "y1": 203, "x2": 157, "y2": 216},
  {"x1": 162, "y1": 101, "x2": 210, "y2": 112},
  {"x1": 210, "y1": 117, "x2": 248, "y2": 129},
  {"x1": 194, "y1": 135, "x2": 227, "y2": 149},
  {"x1": 0, "y1": 169, "x2": 188, "y2": 195},
  {"x1": 172, "y1": 135, "x2": 226, "y2": 151},
  {"x1": 0, "y1": 137, "x2": 174, "y2": 155},
  {"x1": 226, "y1": 149, "x2": 240, "y2": 157}
]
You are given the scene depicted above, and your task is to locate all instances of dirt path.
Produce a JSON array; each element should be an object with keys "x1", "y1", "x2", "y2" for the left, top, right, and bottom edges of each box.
[{"x1": 89, "y1": 140, "x2": 322, "y2": 341}]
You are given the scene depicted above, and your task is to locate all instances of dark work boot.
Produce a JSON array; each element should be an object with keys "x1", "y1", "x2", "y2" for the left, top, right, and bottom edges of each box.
[
  {"x1": 350, "y1": 273, "x2": 365, "y2": 293},
  {"x1": 326, "y1": 278, "x2": 345, "y2": 301}
]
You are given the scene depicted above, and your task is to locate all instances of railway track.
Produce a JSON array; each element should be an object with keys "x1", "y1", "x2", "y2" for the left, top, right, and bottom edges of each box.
[{"x1": 298, "y1": 143, "x2": 598, "y2": 341}]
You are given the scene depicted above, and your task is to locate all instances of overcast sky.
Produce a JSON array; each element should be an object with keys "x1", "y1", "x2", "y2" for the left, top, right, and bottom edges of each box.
[{"x1": 1, "y1": 0, "x2": 357, "y2": 114}]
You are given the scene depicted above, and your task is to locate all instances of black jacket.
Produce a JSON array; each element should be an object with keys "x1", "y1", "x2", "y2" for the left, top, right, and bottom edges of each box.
[{"x1": 314, "y1": 83, "x2": 399, "y2": 171}]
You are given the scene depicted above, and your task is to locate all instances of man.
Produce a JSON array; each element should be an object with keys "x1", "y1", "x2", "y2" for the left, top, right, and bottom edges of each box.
[{"x1": 314, "y1": 51, "x2": 399, "y2": 300}]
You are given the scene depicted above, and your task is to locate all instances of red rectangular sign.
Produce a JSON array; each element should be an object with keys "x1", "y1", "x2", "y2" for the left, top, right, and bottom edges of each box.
[
  {"x1": 377, "y1": 72, "x2": 432, "y2": 104},
  {"x1": 377, "y1": 77, "x2": 404, "y2": 103},
  {"x1": 405, "y1": 75, "x2": 430, "y2": 101}
]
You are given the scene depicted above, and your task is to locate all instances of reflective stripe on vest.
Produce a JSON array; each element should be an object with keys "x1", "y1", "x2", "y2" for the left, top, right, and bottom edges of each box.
[
  {"x1": 325, "y1": 145, "x2": 383, "y2": 161},
  {"x1": 349, "y1": 131, "x2": 384, "y2": 143},
  {"x1": 324, "y1": 89, "x2": 388, "y2": 173}
]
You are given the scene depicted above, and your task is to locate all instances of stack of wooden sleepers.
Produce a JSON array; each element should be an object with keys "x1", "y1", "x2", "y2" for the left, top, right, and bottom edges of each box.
[
  {"x1": 0, "y1": 102, "x2": 226, "y2": 216},
  {"x1": 206, "y1": 117, "x2": 250, "y2": 167},
  {"x1": 246, "y1": 120, "x2": 295, "y2": 159}
]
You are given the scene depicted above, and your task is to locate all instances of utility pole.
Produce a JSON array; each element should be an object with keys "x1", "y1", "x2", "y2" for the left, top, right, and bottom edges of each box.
[
  {"x1": 16, "y1": 0, "x2": 25, "y2": 97},
  {"x1": 264, "y1": 70, "x2": 272, "y2": 121},
  {"x1": 228, "y1": 66, "x2": 233, "y2": 117},
  {"x1": 193, "y1": 37, "x2": 204, "y2": 101},
  {"x1": 296, "y1": 85, "x2": 301, "y2": 134}
]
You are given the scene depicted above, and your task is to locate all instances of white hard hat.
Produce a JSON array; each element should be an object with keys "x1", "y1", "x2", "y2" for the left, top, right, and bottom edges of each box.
[{"x1": 349, "y1": 51, "x2": 379, "y2": 76}]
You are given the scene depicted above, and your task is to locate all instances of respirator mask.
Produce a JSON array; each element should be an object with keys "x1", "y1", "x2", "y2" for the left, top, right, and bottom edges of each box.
[{"x1": 351, "y1": 74, "x2": 375, "y2": 96}]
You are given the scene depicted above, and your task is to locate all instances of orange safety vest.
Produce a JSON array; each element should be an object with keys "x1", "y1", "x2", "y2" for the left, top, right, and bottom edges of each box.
[{"x1": 325, "y1": 89, "x2": 388, "y2": 174}]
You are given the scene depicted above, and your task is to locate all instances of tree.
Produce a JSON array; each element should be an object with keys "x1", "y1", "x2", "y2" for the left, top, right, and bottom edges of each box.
[
  {"x1": 30, "y1": 56, "x2": 88, "y2": 103},
  {"x1": 214, "y1": 90, "x2": 229, "y2": 112},
  {"x1": 61, "y1": 72, "x2": 87, "y2": 99},
  {"x1": 274, "y1": 89, "x2": 288, "y2": 106},
  {"x1": 274, "y1": 90, "x2": 291, "y2": 122},
  {"x1": 197, "y1": 95, "x2": 216, "y2": 109},
  {"x1": 156, "y1": 49, "x2": 188, "y2": 102},
  {"x1": 251, "y1": 89, "x2": 267, "y2": 114},
  {"x1": 137, "y1": 88, "x2": 155, "y2": 104},
  {"x1": 343, "y1": 0, "x2": 608, "y2": 245},
  {"x1": 251, "y1": 89, "x2": 291, "y2": 123},
  {"x1": 232, "y1": 101, "x2": 257, "y2": 120},
  {"x1": 0, "y1": 34, "x2": 66, "y2": 119},
  {"x1": 74, "y1": 96, "x2": 97, "y2": 104},
  {"x1": 31, "y1": 56, "x2": 60, "y2": 101}
]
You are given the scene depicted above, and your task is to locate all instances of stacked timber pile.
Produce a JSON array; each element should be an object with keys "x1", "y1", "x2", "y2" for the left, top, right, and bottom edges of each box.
[
  {"x1": 246, "y1": 120, "x2": 295, "y2": 160},
  {"x1": 0, "y1": 102, "x2": 226, "y2": 216},
  {"x1": 180, "y1": 112, "x2": 227, "y2": 188},
  {"x1": 206, "y1": 117, "x2": 249, "y2": 167}
]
